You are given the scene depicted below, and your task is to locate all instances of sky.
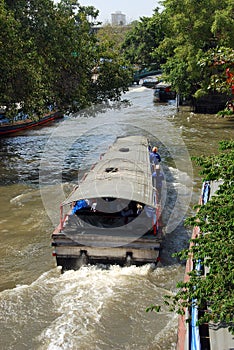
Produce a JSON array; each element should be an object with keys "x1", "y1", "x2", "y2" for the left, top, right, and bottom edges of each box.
[{"x1": 78, "y1": 0, "x2": 161, "y2": 23}]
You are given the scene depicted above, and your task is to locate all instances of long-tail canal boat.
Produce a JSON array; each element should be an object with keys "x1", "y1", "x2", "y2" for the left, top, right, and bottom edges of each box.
[
  {"x1": 52, "y1": 135, "x2": 164, "y2": 271},
  {"x1": 0, "y1": 110, "x2": 63, "y2": 136}
]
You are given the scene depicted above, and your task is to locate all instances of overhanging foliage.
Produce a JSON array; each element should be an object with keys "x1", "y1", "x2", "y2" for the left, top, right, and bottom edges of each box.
[{"x1": 0, "y1": 0, "x2": 132, "y2": 118}]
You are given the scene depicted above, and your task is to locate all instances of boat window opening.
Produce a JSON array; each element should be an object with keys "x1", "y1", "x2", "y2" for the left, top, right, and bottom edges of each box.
[
  {"x1": 105, "y1": 167, "x2": 118, "y2": 173},
  {"x1": 71, "y1": 200, "x2": 147, "y2": 228},
  {"x1": 74, "y1": 209, "x2": 136, "y2": 228}
]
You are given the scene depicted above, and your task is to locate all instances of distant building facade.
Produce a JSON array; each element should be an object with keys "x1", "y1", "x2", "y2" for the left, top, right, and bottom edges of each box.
[{"x1": 111, "y1": 11, "x2": 126, "y2": 26}]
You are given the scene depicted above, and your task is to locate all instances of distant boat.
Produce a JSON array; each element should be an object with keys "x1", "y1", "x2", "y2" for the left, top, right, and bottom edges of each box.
[
  {"x1": 0, "y1": 110, "x2": 63, "y2": 136},
  {"x1": 51, "y1": 135, "x2": 164, "y2": 271},
  {"x1": 142, "y1": 76, "x2": 159, "y2": 89},
  {"x1": 153, "y1": 82, "x2": 176, "y2": 102}
]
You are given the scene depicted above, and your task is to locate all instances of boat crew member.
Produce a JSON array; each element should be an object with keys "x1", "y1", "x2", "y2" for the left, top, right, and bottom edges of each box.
[
  {"x1": 150, "y1": 146, "x2": 161, "y2": 163},
  {"x1": 71, "y1": 199, "x2": 90, "y2": 214},
  {"x1": 150, "y1": 146, "x2": 161, "y2": 172},
  {"x1": 152, "y1": 165, "x2": 164, "y2": 201}
]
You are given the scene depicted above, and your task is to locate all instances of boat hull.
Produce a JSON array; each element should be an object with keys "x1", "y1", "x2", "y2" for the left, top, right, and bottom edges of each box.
[
  {"x1": 0, "y1": 111, "x2": 63, "y2": 136},
  {"x1": 52, "y1": 232, "x2": 162, "y2": 271}
]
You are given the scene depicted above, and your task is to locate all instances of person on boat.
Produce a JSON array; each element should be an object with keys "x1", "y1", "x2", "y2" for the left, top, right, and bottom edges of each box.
[
  {"x1": 121, "y1": 201, "x2": 138, "y2": 217},
  {"x1": 121, "y1": 204, "x2": 134, "y2": 224},
  {"x1": 150, "y1": 146, "x2": 161, "y2": 165},
  {"x1": 144, "y1": 205, "x2": 157, "y2": 230},
  {"x1": 121, "y1": 206, "x2": 133, "y2": 217},
  {"x1": 71, "y1": 199, "x2": 90, "y2": 214},
  {"x1": 91, "y1": 201, "x2": 97, "y2": 212},
  {"x1": 136, "y1": 203, "x2": 143, "y2": 214},
  {"x1": 152, "y1": 165, "x2": 165, "y2": 201}
]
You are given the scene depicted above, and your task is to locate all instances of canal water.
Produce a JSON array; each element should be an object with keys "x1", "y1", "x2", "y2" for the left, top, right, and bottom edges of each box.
[{"x1": 0, "y1": 86, "x2": 233, "y2": 350}]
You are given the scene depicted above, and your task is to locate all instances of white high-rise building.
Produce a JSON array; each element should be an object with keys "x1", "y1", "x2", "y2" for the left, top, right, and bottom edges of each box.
[{"x1": 111, "y1": 11, "x2": 126, "y2": 26}]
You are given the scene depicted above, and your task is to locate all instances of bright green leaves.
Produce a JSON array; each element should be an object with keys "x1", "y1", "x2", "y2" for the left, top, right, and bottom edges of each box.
[
  {"x1": 1, "y1": 0, "x2": 132, "y2": 116},
  {"x1": 93, "y1": 24, "x2": 133, "y2": 103},
  {"x1": 158, "y1": 0, "x2": 234, "y2": 99},
  {"x1": 196, "y1": 47, "x2": 234, "y2": 98},
  {"x1": 121, "y1": 9, "x2": 165, "y2": 69}
]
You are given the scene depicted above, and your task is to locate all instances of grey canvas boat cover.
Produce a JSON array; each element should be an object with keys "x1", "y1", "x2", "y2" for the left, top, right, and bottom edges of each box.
[{"x1": 63, "y1": 135, "x2": 156, "y2": 208}]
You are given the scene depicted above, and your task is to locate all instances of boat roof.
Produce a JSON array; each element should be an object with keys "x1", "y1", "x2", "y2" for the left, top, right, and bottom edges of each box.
[
  {"x1": 63, "y1": 135, "x2": 156, "y2": 208},
  {"x1": 155, "y1": 82, "x2": 171, "y2": 88}
]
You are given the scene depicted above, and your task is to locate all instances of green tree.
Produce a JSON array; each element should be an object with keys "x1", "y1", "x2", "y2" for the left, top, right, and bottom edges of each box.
[
  {"x1": 158, "y1": 0, "x2": 234, "y2": 99},
  {"x1": 122, "y1": 9, "x2": 165, "y2": 69},
  {"x1": 90, "y1": 56, "x2": 132, "y2": 104},
  {"x1": 1, "y1": 0, "x2": 132, "y2": 117},
  {"x1": 91, "y1": 24, "x2": 133, "y2": 103},
  {"x1": 195, "y1": 46, "x2": 234, "y2": 100},
  {"x1": 96, "y1": 24, "x2": 132, "y2": 52},
  {"x1": 0, "y1": 0, "x2": 43, "y2": 119}
]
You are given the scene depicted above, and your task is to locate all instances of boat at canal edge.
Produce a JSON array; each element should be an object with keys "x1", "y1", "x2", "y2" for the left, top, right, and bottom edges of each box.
[
  {"x1": 177, "y1": 180, "x2": 233, "y2": 350},
  {"x1": 52, "y1": 135, "x2": 164, "y2": 271},
  {"x1": 0, "y1": 111, "x2": 63, "y2": 136},
  {"x1": 153, "y1": 82, "x2": 176, "y2": 103}
]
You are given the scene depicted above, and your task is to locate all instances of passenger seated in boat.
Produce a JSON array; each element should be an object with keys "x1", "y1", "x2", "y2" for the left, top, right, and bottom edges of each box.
[
  {"x1": 120, "y1": 201, "x2": 135, "y2": 215},
  {"x1": 121, "y1": 206, "x2": 133, "y2": 225},
  {"x1": 91, "y1": 202, "x2": 97, "y2": 212},
  {"x1": 121, "y1": 206, "x2": 133, "y2": 217},
  {"x1": 72, "y1": 199, "x2": 90, "y2": 214},
  {"x1": 136, "y1": 203, "x2": 143, "y2": 214}
]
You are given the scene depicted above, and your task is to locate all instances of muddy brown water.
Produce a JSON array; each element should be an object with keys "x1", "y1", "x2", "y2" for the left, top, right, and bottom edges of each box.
[{"x1": 0, "y1": 86, "x2": 233, "y2": 350}]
